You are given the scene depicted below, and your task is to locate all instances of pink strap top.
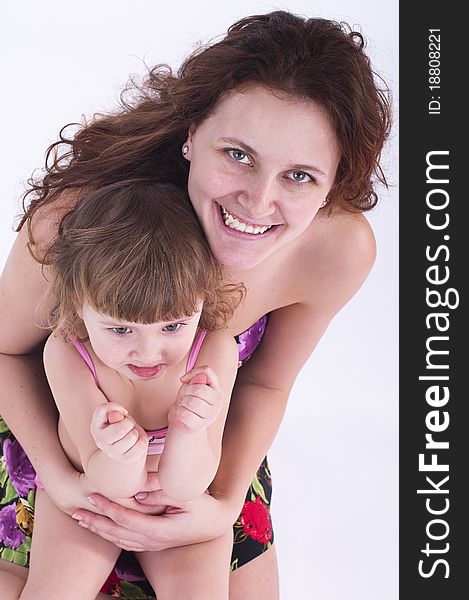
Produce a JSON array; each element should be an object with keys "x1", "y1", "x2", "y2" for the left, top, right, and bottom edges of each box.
[{"x1": 72, "y1": 328, "x2": 207, "y2": 456}]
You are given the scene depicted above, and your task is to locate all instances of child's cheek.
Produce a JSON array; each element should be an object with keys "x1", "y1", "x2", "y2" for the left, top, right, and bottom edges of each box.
[{"x1": 94, "y1": 337, "x2": 123, "y2": 367}]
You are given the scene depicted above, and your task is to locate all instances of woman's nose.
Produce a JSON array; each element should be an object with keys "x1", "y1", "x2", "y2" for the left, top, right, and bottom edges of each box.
[{"x1": 238, "y1": 178, "x2": 277, "y2": 220}]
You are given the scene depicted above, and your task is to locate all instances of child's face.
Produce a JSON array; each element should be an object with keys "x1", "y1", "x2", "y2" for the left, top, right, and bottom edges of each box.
[{"x1": 81, "y1": 302, "x2": 203, "y2": 381}]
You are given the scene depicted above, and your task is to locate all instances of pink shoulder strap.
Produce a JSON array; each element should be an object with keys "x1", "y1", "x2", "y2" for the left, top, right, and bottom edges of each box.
[
  {"x1": 186, "y1": 329, "x2": 207, "y2": 372},
  {"x1": 71, "y1": 338, "x2": 99, "y2": 386}
]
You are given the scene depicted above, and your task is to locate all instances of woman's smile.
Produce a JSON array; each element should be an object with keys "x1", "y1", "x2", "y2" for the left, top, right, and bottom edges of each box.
[{"x1": 216, "y1": 201, "x2": 280, "y2": 239}]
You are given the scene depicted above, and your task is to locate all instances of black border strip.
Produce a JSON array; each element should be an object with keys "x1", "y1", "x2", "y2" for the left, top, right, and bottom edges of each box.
[{"x1": 399, "y1": 3, "x2": 466, "y2": 596}]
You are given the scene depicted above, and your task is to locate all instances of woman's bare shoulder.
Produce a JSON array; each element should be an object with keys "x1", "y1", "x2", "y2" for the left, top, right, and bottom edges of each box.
[
  {"x1": 295, "y1": 210, "x2": 377, "y2": 312},
  {"x1": 28, "y1": 189, "x2": 81, "y2": 252},
  {"x1": 0, "y1": 191, "x2": 80, "y2": 354},
  {"x1": 302, "y1": 209, "x2": 376, "y2": 272}
]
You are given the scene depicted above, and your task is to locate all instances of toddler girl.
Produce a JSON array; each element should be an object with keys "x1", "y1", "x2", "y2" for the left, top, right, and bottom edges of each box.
[{"x1": 18, "y1": 179, "x2": 243, "y2": 600}]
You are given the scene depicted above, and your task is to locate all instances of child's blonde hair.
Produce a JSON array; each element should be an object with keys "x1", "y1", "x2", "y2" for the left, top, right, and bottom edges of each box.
[{"x1": 45, "y1": 179, "x2": 244, "y2": 337}]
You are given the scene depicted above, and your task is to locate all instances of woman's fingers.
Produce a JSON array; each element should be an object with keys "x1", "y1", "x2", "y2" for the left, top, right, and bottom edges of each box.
[
  {"x1": 73, "y1": 496, "x2": 173, "y2": 551},
  {"x1": 71, "y1": 492, "x2": 233, "y2": 552},
  {"x1": 78, "y1": 519, "x2": 147, "y2": 551}
]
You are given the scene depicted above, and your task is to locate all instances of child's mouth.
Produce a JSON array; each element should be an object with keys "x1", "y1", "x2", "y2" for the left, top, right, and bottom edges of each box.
[{"x1": 128, "y1": 364, "x2": 163, "y2": 378}]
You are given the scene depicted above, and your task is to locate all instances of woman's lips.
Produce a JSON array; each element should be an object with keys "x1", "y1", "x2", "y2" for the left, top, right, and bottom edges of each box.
[
  {"x1": 215, "y1": 202, "x2": 279, "y2": 240},
  {"x1": 128, "y1": 364, "x2": 163, "y2": 378}
]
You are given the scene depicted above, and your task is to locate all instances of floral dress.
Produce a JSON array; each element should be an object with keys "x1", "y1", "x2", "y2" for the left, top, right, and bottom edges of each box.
[{"x1": 0, "y1": 315, "x2": 273, "y2": 599}]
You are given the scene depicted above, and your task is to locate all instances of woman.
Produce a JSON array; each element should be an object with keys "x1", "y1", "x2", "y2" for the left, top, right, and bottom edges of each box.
[{"x1": 0, "y1": 10, "x2": 391, "y2": 600}]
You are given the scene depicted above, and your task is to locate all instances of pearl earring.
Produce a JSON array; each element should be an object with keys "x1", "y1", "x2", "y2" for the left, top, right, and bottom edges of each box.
[
  {"x1": 320, "y1": 198, "x2": 328, "y2": 208},
  {"x1": 182, "y1": 144, "x2": 189, "y2": 157}
]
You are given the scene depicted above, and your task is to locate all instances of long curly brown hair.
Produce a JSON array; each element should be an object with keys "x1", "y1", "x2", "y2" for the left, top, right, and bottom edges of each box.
[{"x1": 19, "y1": 10, "x2": 392, "y2": 236}]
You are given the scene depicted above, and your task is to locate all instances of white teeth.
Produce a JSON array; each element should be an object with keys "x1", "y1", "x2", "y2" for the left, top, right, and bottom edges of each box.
[{"x1": 220, "y1": 206, "x2": 272, "y2": 235}]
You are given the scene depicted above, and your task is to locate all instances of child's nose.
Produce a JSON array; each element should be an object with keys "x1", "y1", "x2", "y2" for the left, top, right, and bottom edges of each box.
[{"x1": 130, "y1": 341, "x2": 162, "y2": 364}]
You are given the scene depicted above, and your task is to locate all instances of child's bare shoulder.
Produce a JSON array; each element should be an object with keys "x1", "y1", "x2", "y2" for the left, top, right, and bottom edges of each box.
[
  {"x1": 196, "y1": 329, "x2": 238, "y2": 367},
  {"x1": 43, "y1": 333, "x2": 97, "y2": 389},
  {"x1": 43, "y1": 332, "x2": 76, "y2": 366}
]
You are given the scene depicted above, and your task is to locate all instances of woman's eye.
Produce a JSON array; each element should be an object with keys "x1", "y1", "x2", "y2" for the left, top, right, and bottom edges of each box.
[
  {"x1": 111, "y1": 327, "x2": 131, "y2": 335},
  {"x1": 163, "y1": 323, "x2": 183, "y2": 333},
  {"x1": 287, "y1": 171, "x2": 314, "y2": 183},
  {"x1": 227, "y1": 149, "x2": 251, "y2": 165}
]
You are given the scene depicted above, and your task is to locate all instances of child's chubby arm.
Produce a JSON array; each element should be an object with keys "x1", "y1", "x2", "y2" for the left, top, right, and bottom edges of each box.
[
  {"x1": 43, "y1": 333, "x2": 148, "y2": 499},
  {"x1": 157, "y1": 330, "x2": 238, "y2": 502}
]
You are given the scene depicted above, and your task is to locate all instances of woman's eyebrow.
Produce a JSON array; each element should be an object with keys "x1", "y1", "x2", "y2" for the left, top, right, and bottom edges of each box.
[
  {"x1": 219, "y1": 136, "x2": 328, "y2": 178},
  {"x1": 218, "y1": 137, "x2": 258, "y2": 157},
  {"x1": 287, "y1": 163, "x2": 328, "y2": 178}
]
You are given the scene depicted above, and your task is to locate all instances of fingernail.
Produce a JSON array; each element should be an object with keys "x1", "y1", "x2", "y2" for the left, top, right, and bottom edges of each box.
[
  {"x1": 86, "y1": 496, "x2": 97, "y2": 506},
  {"x1": 135, "y1": 492, "x2": 148, "y2": 500},
  {"x1": 72, "y1": 513, "x2": 84, "y2": 521},
  {"x1": 78, "y1": 521, "x2": 89, "y2": 529}
]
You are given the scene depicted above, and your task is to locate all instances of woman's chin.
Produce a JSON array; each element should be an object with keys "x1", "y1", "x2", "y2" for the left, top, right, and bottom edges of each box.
[{"x1": 214, "y1": 247, "x2": 266, "y2": 272}]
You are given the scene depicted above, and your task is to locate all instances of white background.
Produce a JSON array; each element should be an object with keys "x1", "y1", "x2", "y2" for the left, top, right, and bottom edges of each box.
[{"x1": 0, "y1": 1, "x2": 398, "y2": 598}]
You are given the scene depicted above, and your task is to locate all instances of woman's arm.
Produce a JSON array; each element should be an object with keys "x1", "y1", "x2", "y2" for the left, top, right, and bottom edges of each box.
[
  {"x1": 158, "y1": 333, "x2": 238, "y2": 501},
  {"x1": 210, "y1": 214, "x2": 377, "y2": 506},
  {"x1": 0, "y1": 222, "x2": 84, "y2": 505}
]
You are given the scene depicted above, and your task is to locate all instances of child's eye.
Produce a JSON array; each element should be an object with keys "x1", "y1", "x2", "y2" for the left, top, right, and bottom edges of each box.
[
  {"x1": 163, "y1": 323, "x2": 183, "y2": 333},
  {"x1": 110, "y1": 327, "x2": 132, "y2": 335}
]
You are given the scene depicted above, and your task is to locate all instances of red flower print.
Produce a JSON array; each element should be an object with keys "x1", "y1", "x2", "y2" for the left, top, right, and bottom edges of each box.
[
  {"x1": 100, "y1": 569, "x2": 122, "y2": 597},
  {"x1": 240, "y1": 497, "x2": 273, "y2": 544}
]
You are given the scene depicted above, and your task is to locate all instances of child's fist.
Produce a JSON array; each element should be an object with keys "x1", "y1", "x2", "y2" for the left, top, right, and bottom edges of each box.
[
  {"x1": 90, "y1": 402, "x2": 148, "y2": 462},
  {"x1": 168, "y1": 366, "x2": 224, "y2": 433}
]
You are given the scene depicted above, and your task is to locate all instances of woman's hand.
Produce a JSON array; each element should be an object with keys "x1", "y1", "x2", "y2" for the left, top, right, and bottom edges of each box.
[
  {"x1": 40, "y1": 466, "x2": 102, "y2": 516},
  {"x1": 69, "y1": 487, "x2": 240, "y2": 552}
]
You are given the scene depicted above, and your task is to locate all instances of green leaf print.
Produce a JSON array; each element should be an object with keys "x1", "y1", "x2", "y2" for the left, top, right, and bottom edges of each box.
[
  {"x1": 12, "y1": 547, "x2": 28, "y2": 566},
  {"x1": 0, "y1": 546, "x2": 28, "y2": 566},
  {"x1": 0, "y1": 456, "x2": 9, "y2": 487},
  {"x1": 0, "y1": 416, "x2": 10, "y2": 433},
  {"x1": 1, "y1": 479, "x2": 19, "y2": 505},
  {"x1": 230, "y1": 557, "x2": 239, "y2": 572},
  {"x1": 251, "y1": 474, "x2": 269, "y2": 504},
  {"x1": 27, "y1": 489, "x2": 36, "y2": 509},
  {"x1": 0, "y1": 548, "x2": 15, "y2": 562},
  {"x1": 120, "y1": 580, "x2": 149, "y2": 599},
  {"x1": 17, "y1": 536, "x2": 32, "y2": 552}
]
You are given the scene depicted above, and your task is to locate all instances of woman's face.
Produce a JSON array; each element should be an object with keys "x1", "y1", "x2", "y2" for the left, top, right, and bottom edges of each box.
[{"x1": 185, "y1": 85, "x2": 340, "y2": 271}]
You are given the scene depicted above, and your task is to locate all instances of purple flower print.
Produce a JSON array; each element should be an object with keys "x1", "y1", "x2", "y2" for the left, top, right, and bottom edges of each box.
[
  {"x1": 3, "y1": 438, "x2": 36, "y2": 496},
  {"x1": 114, "y1": 551, "x2": 146, "y2": 581},
  {"x1": 237, "y1": 315, "x2": 268, "y2": 363},
  {"x1": 0, "y1": 503, "x2": 25, "y2": 549}
]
